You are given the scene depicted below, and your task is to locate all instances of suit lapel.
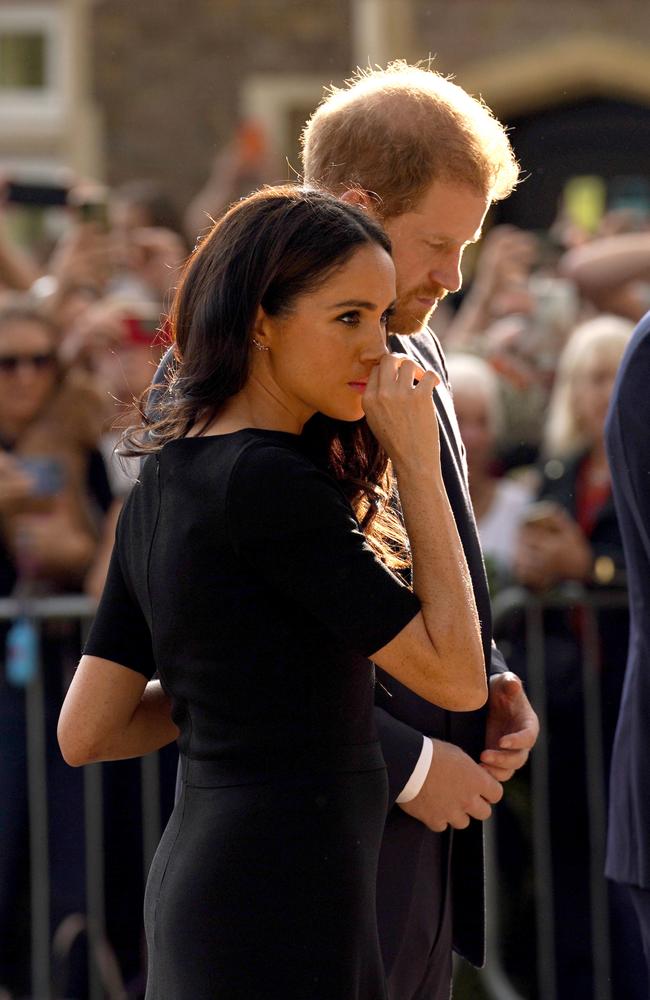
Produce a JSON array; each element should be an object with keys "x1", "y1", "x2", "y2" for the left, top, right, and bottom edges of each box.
[{"x1": 389, "y1": 330, "x2": 491, "y2": 634}]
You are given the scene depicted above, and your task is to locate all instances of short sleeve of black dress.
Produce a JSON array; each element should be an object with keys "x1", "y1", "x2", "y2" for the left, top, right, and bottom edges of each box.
[
  {"x1": 228, "y1": 439, "x2": 420, "y2": 657},
  {"x1": 83, "y1": 522, "x2": 157, "y2": 680}
]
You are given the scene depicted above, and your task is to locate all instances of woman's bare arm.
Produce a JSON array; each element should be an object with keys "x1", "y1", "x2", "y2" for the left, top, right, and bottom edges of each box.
[
  {"x1": 363, "y1": 356, "x2": 486, "y2": 712},
  {"x1": 58, "y1": 657, "x2": 178, "y2": 766}
]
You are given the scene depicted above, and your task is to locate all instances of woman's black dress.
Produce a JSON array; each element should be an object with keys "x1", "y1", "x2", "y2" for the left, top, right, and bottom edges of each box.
[{"x1": 84, "y1": 430, "x2": 420, "y2": 1000}]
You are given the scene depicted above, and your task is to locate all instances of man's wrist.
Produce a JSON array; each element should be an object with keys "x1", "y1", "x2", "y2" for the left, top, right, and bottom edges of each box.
[{"x1": 396, "y1": 735, "x2": 433, "y2": 804}]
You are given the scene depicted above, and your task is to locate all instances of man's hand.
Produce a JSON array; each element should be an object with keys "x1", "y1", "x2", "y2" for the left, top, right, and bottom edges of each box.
[
  {"x1": 399, "y1": 739, "x2": 503, "y2": 832},
  {"x1": 514, "y1": 504, "x2": 592, "y2": 590},
  {"x1": 480, "y1": 672, "x2": 539, "y2": 781}
]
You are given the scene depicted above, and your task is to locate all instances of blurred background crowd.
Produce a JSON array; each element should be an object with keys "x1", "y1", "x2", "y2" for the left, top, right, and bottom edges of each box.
[{"x1": 0, "y1": 1, "x2": 649, "y2": 998}]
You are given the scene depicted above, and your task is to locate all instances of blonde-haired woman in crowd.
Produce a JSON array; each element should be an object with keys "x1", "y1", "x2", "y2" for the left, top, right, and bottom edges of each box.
[
  {"x1": 543, "y1": 314, "x2": 635, "y2": 460},
  {"x1": 516, "y1": 315, "x2": 633, "y2": 594}
]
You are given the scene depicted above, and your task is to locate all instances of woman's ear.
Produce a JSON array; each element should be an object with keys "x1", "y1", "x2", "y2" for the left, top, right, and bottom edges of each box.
[{"x1": 251, "y1": 306, "x2": 273, "y2": 353}]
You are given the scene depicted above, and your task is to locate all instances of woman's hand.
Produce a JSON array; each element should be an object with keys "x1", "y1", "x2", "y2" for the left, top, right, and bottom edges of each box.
[
  {"x1": 0, "y1": 452, "x2": 36, "y2": 514},
  {"x1": 361, "y1": 353, "x2": 440, "y2": 470},
  {"x1": 10, "y1": 508, "x2": 96, "y2": 582}
]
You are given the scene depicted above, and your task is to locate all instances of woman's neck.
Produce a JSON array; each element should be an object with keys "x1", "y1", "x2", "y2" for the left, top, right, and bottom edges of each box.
[{"x1": 192, "y1": 380, "x2": 308, "y2": 437}]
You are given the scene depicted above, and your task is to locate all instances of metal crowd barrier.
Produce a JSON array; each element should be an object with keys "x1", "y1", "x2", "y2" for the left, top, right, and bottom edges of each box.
[
  {"x1": 2, "y1": 587, "x2": 628, "y2": 999},
  {"x1": 0, "y1": 595, "x2": 165, "y2": 1000},
  {"x1": 478, "y1": 584, "x2": 629, "y2": 1000}
]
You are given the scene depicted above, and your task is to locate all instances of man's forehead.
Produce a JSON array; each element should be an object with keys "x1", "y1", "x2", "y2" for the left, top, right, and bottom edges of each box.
[
  {"x1": 421, "y1": 225, "x2": 484, "y2": 244},
  {"x1": 404, "y1": 182, "x2": 491, "y2": 242}
]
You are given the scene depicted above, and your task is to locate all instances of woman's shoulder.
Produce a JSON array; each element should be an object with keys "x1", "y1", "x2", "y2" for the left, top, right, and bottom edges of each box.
[
  {"x1": 159, "y1": 428, "x2": 311, "y2": 473},
  {"x1": 158, "y1": 428, "x2": 326, "y2": 503},
  {"x1": 225, "y1": 431, "x2": 352, "y2": 536},
  {"x1": 227, "y1": 429, "x2": 334, "y2": 496}
]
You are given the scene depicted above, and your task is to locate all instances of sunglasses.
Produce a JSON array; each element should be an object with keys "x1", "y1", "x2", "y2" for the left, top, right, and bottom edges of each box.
[{"x1": 0, "y1": 352, "x2": 56, "y2": 374}]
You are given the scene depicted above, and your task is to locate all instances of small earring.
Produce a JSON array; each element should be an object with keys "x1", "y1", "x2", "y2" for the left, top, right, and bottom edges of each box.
[{"x1": 252, "y1": 337, "x2": 269, "y2": 353}]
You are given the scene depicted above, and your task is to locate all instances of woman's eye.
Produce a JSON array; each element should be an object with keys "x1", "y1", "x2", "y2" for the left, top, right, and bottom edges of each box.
[
  {"x1": 337, "y1": 311, "x2": 361, "y2": 325},
  {"x1": 380, "y1": 306, "x2": 395, "y2": 327}
]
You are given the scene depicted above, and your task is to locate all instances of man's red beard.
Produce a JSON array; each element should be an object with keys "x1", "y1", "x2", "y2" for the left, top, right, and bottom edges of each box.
[{"x1": 388, "y1": 285, "x2": 448, "y2": 336}]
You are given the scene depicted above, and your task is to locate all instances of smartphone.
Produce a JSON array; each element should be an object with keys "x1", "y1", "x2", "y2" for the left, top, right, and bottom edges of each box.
[
  {"x1": 76, "y1": 198, "x2": 110, "y2": 230},
  {"x1": 17, "y1": 457, "x2": 65, "y2": 497},
  {"x1": 5, "y1": 180, "x2": 69, "y2": 208}
]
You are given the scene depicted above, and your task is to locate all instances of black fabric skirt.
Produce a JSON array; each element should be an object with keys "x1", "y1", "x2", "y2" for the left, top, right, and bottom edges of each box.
[{"x1": 143, "y1": 747, "x2": 389, "y2": 1000}]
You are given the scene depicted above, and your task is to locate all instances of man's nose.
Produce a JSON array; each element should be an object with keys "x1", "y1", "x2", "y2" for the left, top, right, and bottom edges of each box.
[{"x1": 429, "y1": 252, "x2": 463, "y2": 295}]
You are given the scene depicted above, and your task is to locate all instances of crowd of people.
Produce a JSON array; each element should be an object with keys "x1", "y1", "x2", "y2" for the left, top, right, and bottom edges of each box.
[{"x1": 0, "y1": 60, "x2": 647, "y2": 1000}]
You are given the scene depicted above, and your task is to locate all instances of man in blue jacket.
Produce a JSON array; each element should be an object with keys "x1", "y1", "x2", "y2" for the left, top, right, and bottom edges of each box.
[
  {"x1": 605, "y1": 309, "x2": 650, "y2": 991},
  {"x1": 301, "y1": 64, "x2": 539, "y2": 999}
]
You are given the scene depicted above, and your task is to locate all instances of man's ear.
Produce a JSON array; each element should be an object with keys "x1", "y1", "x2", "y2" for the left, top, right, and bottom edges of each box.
[{"x1": 340, "y1": 188, "x2": 376, "y2": 213}]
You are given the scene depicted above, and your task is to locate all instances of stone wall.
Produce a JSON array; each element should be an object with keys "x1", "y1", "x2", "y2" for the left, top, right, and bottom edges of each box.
[
  {"x1": 91, "y1": 0, "x2": 650, "y2": 212},
  {"x1": 91, "y1": 0, "x2": 351, "y2": 210}
]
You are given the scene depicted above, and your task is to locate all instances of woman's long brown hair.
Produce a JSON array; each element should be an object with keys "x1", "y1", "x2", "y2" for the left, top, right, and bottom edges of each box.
[{"x1": 122, "y1": 185, "x2": 409, "y2": 568}]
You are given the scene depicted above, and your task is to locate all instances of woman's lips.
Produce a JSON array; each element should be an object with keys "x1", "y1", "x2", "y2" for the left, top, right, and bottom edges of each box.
[{"x1": 348, "y1": 381, "x2": 368, "y2": 393}]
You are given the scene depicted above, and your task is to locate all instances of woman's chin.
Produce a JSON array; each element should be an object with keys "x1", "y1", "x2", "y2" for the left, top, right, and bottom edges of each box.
[{"x1": 318, "y1": 404, "x2": 366, "y2": 423}]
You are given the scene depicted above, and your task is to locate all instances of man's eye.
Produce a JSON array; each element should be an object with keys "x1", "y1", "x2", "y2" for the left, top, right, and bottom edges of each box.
[{"x1": 337, "y1": 311, "x2": 361, "y2": 325}]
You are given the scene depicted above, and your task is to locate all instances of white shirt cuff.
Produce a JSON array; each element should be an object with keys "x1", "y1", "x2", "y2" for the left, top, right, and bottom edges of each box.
[{"x1": 395, "y1": 735, "x2": 433, "y2": 804}]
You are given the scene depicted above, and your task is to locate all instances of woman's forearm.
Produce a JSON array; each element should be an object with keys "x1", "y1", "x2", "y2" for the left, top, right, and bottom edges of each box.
[
  {"x1": 394, "y1": 460, "x2": 486, "y2": 703},
  {"x1": 90, "y1": 680, "x2": 178, "y2": 762},
  {"x1": 60, "y1": 677, "x2": 179, "y2": 766}
]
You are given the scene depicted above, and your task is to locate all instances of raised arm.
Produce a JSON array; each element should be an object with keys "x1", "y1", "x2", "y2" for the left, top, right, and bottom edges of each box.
[
  {"x1": 560, "y1": 233, "x2": 650, "y2": 322},
  {"x1": 363, "y1": 355, "x2": 486, "y2": 711}
]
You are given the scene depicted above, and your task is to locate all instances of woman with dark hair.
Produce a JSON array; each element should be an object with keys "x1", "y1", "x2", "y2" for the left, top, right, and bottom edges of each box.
[{"x1": 58, "y1": 186, "x2": 486, "y2": 999}]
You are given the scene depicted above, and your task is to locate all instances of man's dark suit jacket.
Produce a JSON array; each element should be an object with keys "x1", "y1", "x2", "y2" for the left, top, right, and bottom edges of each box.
[
  {"x1": 604, "y1": 310, "x2": 650, "y2": 890},
  {"x1": 378, "y1": 330, "x2": 507, "y2": 969}
]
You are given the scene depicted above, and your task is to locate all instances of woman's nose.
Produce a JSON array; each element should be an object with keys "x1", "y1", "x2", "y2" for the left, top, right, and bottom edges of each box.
[{"x1": 360, "y1": 325, "x2": 390, "y2": 364}]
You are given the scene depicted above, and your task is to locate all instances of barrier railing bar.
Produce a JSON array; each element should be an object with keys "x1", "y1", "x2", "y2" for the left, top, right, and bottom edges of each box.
[
  {"x1": 484, "y1": 585, "x2": 627, "y2": 1000},
  {"x1": 481, "y1": 816, "x2": 526, "y2": 1000},
  {"x1": 26, "y1": 619, "x2": 51, "y2": 999},
  {"x1": 1, "y1": 597, "x2": 97, "y2": 998},
  {"x1": 524, "y1": 599, "x2": 557, "y2": 1000},
  {"x1": 581, "y1": 604, "x2": 612, "y2": 1000},
  {"x1": 0, "y1": 595, "x2": 97, "y2": 622},
  {"x1": 83, "y1": 763, "x2": 106, "y2": 1000}
]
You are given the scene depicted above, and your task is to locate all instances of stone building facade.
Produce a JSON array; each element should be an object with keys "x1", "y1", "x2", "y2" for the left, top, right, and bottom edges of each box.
[
  {"x1": 87, "y1": 0, "x2": 650, "y2": 222},
  {"x1": 1, "y1": 0, "x2": 648, "y2": 225}
]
